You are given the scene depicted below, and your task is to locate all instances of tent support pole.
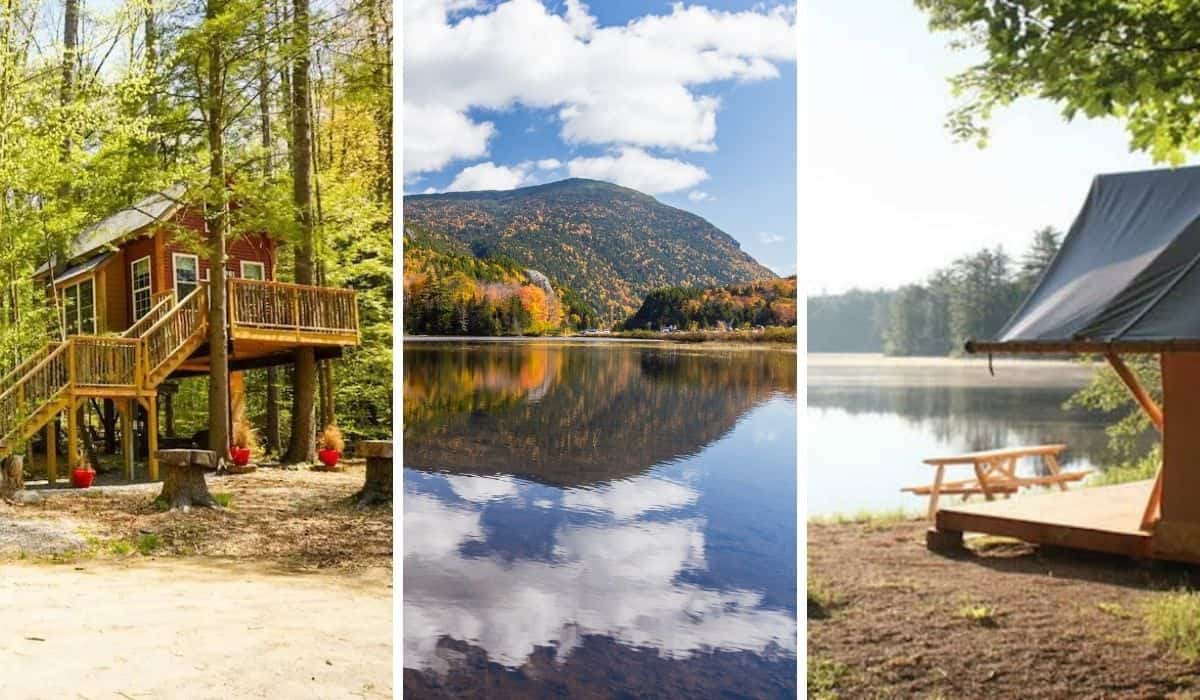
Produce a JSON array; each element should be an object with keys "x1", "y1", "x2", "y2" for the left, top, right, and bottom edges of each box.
[{"x1": 1105, "y1": 352, "x2": 1164, "y2": 531}]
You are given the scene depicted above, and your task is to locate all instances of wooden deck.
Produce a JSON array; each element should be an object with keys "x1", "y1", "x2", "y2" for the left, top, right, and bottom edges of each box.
[{"x1": 934, "y1": 480, "x2": 1155, "y2": 560}]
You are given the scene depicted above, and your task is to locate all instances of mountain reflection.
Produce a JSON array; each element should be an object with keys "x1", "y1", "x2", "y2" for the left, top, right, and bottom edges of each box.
[{"x1": 404, "y1": 342, "x2": 797, "y2": 486}]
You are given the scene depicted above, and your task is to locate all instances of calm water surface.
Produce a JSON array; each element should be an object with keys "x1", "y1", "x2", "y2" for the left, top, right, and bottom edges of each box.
[
  {"x1": 403, "y1": 340, "x2": 798, "y2": 697},
  {"x1": 807, "y1": 353, "x2": 1138, "y2": 516}
]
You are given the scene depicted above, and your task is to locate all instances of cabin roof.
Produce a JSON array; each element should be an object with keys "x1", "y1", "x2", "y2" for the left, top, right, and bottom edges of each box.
[
  {"x1": 35, "y1": 184, "x2": 188, "y2": 277},
  {"x1": 970, "y1": 165, "x2": 1200, "y2": 354},
  {"x1": 51, "y1": 252, "x2": 114, "y2": 286}
]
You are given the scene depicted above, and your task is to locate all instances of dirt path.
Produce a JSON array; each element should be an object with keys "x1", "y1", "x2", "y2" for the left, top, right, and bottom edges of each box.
[
  {"x1": 809, "y1": 519, "x2": 1200, "y2": 699},
  {"x1": 0, "y1": 559, "x2": 392, "y2": 699}
]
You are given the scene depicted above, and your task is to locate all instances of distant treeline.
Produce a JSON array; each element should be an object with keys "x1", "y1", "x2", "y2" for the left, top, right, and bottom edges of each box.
[
  {"x1": 808, "y1": 227, "x2": 1061, "y2": 356},
  {"x1": 402, "y1": 236, "x2": 599, "y2": 336},
  {"x1": 621, "y1": 277, "x2": 798, "y2": 331}
]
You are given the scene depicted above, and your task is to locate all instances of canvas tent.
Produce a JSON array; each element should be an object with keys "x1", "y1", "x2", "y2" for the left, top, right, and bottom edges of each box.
[{"x1": 937, "y1": 166, "x2": 1200, "y2": 564}]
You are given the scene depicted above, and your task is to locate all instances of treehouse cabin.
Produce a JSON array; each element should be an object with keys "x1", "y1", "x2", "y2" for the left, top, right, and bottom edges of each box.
[
  {"x1": 9, "y1": 186, "x2": 360, "y2": 484},
  {"x1": 935, "y1": 165, "x2": 1200, "y2": 565}
]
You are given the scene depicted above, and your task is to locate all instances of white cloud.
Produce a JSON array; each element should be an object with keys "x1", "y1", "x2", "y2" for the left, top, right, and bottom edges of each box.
[
  {"x1": 536, "y1": 158, "x2": 562, "y2": 170},
  {"x1": 567, "y1": 147, "x2": 708, "y2": 194},
  {"x1": 688, "y1": 190, "x2": 711, "y2": 202},
  {"x1": 447, "y1": 161, "x2": 534, "y2": 192},
  {"x1": 403, "y1": 0, "x2": 796, "y2": 175},
  {"x1": 759, "y1": 232, "x2": 785, "y2": 244},
  {"x1": 446, "y1": 475, "x2": 521, "y2": 503},
  {"x1": 404, "y1": 103, "x2": 495, "y2": 175}
]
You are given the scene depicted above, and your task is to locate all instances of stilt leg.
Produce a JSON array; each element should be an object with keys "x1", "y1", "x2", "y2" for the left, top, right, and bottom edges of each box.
[
  {"x1": 147, "y1": 395, "x2": 158, "y2": 481},
  {"x1": 121, "y1": 400, "x2": 134, "y2": 481},
  {"x1": 66, "y1": 398, "x2": 78, "y2": 471},
  {"x1": 46, "y1": 417, "x2": 57, "y2": 486}
]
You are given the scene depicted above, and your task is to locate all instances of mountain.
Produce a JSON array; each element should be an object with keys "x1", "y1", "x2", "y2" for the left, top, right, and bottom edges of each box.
[{"x1": 403, "y1": 178, "x2": 775, "y2": 316}]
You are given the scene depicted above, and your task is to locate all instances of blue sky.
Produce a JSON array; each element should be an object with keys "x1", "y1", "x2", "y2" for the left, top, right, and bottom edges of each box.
[
  {"x1": 402, "y1": 0, "x2": 798, "y2": 276},
  {"x1": 806, "y1": 2, "x2": 1194, "y2": 294}
]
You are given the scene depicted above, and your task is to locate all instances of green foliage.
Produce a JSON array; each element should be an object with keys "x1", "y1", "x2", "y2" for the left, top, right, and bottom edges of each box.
[
  {"x1": 807, "y1": 658, "x2": 849, "y2": 700},
  {"x1": 1066, "y1": 356, "x2": 1160, "y2": 461},
  {"x1": 212, "y1": 492, "x2": 233, "y2": 508},
  {"x1": 135, "y1": 533, "x2": 162, "y2": 555},
  {"x1": 956, "y1": 603, "x2": 997, "y2": 626},
  {"x1": 881, "y1": 229, "x2": 1061, "y2": 356},
  {"x1": 404, "y1": 178, "x2": 774, "y2": 317},
  {"x1": 622, "y1": 277, "x2": 796, "y2": 331},
  {"x1": 1147, "y1": 590, "x2": 1200, "y2": 660},
  {"x1": 916, "y1": 1, "x2": 1200, "y2": 164}
]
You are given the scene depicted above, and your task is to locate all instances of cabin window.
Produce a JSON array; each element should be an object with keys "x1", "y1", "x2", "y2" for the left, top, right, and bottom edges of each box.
[
  {"x1": 131, "y1": 256, "x2": 152, "y2": 320},
  {"x1": 240, "y1": 261, "x2": 265, "y2": 281},
  {"x1": 173, "y1": 253, "x2": 199, "y2": 300},
  {"x1": 61, "y1": 277, "x2": 96, "y2": 335}
]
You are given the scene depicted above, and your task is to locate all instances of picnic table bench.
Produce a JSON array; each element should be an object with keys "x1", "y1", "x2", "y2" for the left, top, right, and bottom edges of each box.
[{"x1": 902, "y1": 444, "x2": 1089, "y2": 520}]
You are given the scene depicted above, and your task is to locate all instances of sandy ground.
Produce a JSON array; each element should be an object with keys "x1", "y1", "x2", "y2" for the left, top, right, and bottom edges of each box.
[
  {"x1": 809, "y1": 519, "x2": 1200, "y2": 698},
  {"x1": 0, "y1": 559, "x2": 391, "y2": 699}
]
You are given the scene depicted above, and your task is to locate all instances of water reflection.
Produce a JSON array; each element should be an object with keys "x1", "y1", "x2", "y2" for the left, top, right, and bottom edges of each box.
[
  {"x1": 807, "y1": 355, "x2": 1148, "y2": 515},
  {"x1": 403, "y1": 342, "x2": 797, "y2": 694}
]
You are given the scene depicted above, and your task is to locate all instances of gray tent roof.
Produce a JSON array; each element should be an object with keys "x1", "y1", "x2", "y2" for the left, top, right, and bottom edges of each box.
[
  {"x1": 979, "y1": 165, "x2": 1200, "y2": 350},
  {"x1": 35, "y1": 184, "x2": 187, "y2": 276}
]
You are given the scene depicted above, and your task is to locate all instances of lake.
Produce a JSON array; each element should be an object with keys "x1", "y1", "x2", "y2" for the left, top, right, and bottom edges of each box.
[
  {"x1": 403, "y1": 340, "x2": 798, "y2": 697},
  {"x1": 807, "y1": 353, "x2": 1141, "y2": 517}
]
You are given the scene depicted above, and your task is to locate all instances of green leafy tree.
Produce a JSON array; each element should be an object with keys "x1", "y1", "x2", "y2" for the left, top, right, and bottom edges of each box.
[{"x1": 916, "y1": 1, "x2": 1200, "y2": 164}]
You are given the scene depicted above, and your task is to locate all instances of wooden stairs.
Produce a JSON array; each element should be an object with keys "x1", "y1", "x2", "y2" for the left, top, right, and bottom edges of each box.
[{"x1": 0, "y1": 284, "x2": 209, "y2": 480}]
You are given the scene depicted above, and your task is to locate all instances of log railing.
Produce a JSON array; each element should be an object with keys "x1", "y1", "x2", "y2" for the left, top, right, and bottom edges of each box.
[
  {"x1": 71, "y1": 336, "x2": 140, "y2": 388},
  {"x1": 229, "y1": 278, "x2": 358, "y2": 337},
  {"x1": 0, "y1": 344, "x2": 54, "y2": 396},
  {"x1": 0, "y1": 341, "x2": 69, "y2": 445},
  {"x1": 143, "y1": 283, "x2": 208, "y2": 381},
  {"x1": 123, "y1": 292, "x2": 175, "y2": 338}
]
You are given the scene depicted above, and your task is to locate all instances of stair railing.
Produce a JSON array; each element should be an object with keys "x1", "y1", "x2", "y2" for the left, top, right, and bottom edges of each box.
[
  {"x1": 0, "y1": 341, "x2": 70, "y2": 446},
  {"x1": 123, "y1": 292, "x2": 176, "y2": 338},
  {"x1": 141, "y1": 283, "x2": 208, "y2": 383}
]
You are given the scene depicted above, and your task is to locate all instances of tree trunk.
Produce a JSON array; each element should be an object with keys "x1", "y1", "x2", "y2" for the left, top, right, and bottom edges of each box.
[
  {"x1": 60, "y1": 0, "x2": 78, "y2": 158},
  {"x1": 1, "y1": 454, "x2": 23, "y2": 499},
  {"x1": 355, "y1": 441, "x2": 391, "y2": 507},
  {"x1": 205, "y1": 0, "x2": 231, "y2": 457},
  {"x1": 102, "y1": 398, "x2": 116, "y2": 453},
  {"x1": 258, "y1": 14, "x2": 282, "y2": 457},
  {"x1": 156, "y1": 449, "x2": 217, "y2": 511},
  {"x1": 283, "y1": 0, "x2": 316, "y2": 464}
]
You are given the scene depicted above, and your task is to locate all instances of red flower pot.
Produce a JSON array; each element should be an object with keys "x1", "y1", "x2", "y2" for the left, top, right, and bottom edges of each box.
[
  {"x1": 230, "y1": 446, "x2": 251, "y2": 466},
  {"x1": 318, "y1": 448, "x2": 340, "y2": 467},
  {"x1": 71, "y1": 468, "x2": 95, "y2": 489}
]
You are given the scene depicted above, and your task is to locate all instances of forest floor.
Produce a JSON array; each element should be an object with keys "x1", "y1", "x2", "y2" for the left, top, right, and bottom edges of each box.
[
  {"x1": 809, "y1": 519, "x2": 1200, "y2": 699},
  {"x1": 1, "y1": 461, "x2": 391, "y2": 570},
  {"x1": 0, "y1": 463, "x2": 393, "y2": 697}
]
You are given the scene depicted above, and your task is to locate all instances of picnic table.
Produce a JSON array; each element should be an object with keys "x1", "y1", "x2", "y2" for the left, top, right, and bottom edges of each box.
[{"x1": 903, "y1": 444, "x2": 1089, "y2": 520}]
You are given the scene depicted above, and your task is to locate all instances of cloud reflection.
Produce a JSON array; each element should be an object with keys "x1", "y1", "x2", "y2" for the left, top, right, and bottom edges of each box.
[{"x1": 403, "y1": 477, "x2": 797, "y2": 673}]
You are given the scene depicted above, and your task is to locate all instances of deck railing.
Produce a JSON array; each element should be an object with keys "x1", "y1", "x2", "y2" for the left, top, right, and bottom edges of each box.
[
  {"x1": 123, "y1": 292, "x2": 175, "y2": 338},
  {"x1": 71, "y1": 336, "x2": 140, "y2": 388},
  {"x1": 229, "y1": 278, "x2": 358, "y2": 337},
  {"x1": 143, "y1": 283, "x2": 208, "y2": 381},
  {"x1": 0, "y1": 342, "x2": 69, "y2": 444}
]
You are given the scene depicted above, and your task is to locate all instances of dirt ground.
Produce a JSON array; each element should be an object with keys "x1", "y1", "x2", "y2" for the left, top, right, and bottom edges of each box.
[
  {"x1": 0, "y1": 559, "x2": 392, "y2": 698},
  {"x1": 3, "y1": 462, "x2": 391, "y2": 570},
  {"x1": 809, "y1": 519, "x2": 1200, "y2": 699},
  {"x1": 0, "y1": 464, "x2": 393, "y2": 697}
]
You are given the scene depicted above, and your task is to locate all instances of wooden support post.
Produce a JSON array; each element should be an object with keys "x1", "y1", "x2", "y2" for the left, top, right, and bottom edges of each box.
[
  {"x1": 121, "y1": 400, "x2": 134, "y2": 481},
  {"x1": 1105, "y1": 352, "x2": 1165, "y2": 531},
  {"x1": 1105, "y1": 352, "x2": 1164, "y2": 431},
  {"x1": 147, "y1": 395, "x2": 159, "y2": 481},
  {"x1": 66, "y1": 398, "x2": 78, "y2": 471},
  {"x1": 46, "y1": 418, "x2": 57, "y2": 486}
]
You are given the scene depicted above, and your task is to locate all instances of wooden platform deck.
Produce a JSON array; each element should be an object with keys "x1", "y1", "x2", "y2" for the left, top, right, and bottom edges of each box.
[{"x1": 934, "y1": 480, "x2": 1154, "y2": 560}]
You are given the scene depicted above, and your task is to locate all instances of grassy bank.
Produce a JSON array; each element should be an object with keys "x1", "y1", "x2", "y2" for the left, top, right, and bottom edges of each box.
[{"x1": 614, "y1": 327, "x2": 796, "y2": 344}]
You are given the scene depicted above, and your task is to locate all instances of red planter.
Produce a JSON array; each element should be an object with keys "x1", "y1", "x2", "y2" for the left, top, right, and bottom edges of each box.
[
  {"x1": 318, "y1": 448, "x2": 341, "y2": 468},
  {"x1": 71, "y1": 469, "x2": 95, "y2": 489},
  {"x1": 230, "y1": 446, "x2": 251, "y2": 466}
]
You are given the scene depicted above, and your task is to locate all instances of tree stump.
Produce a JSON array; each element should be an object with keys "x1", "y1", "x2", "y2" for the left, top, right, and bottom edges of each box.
[
  {"x1": 354, "y1": 441, "x2": 392, "y2": 507},
  {"x1": 1, "y1": 454, "x2": 24, "y2": 499},
  {"x1": 156, "y1": 449, "x2": 218, "y2": 511}
]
